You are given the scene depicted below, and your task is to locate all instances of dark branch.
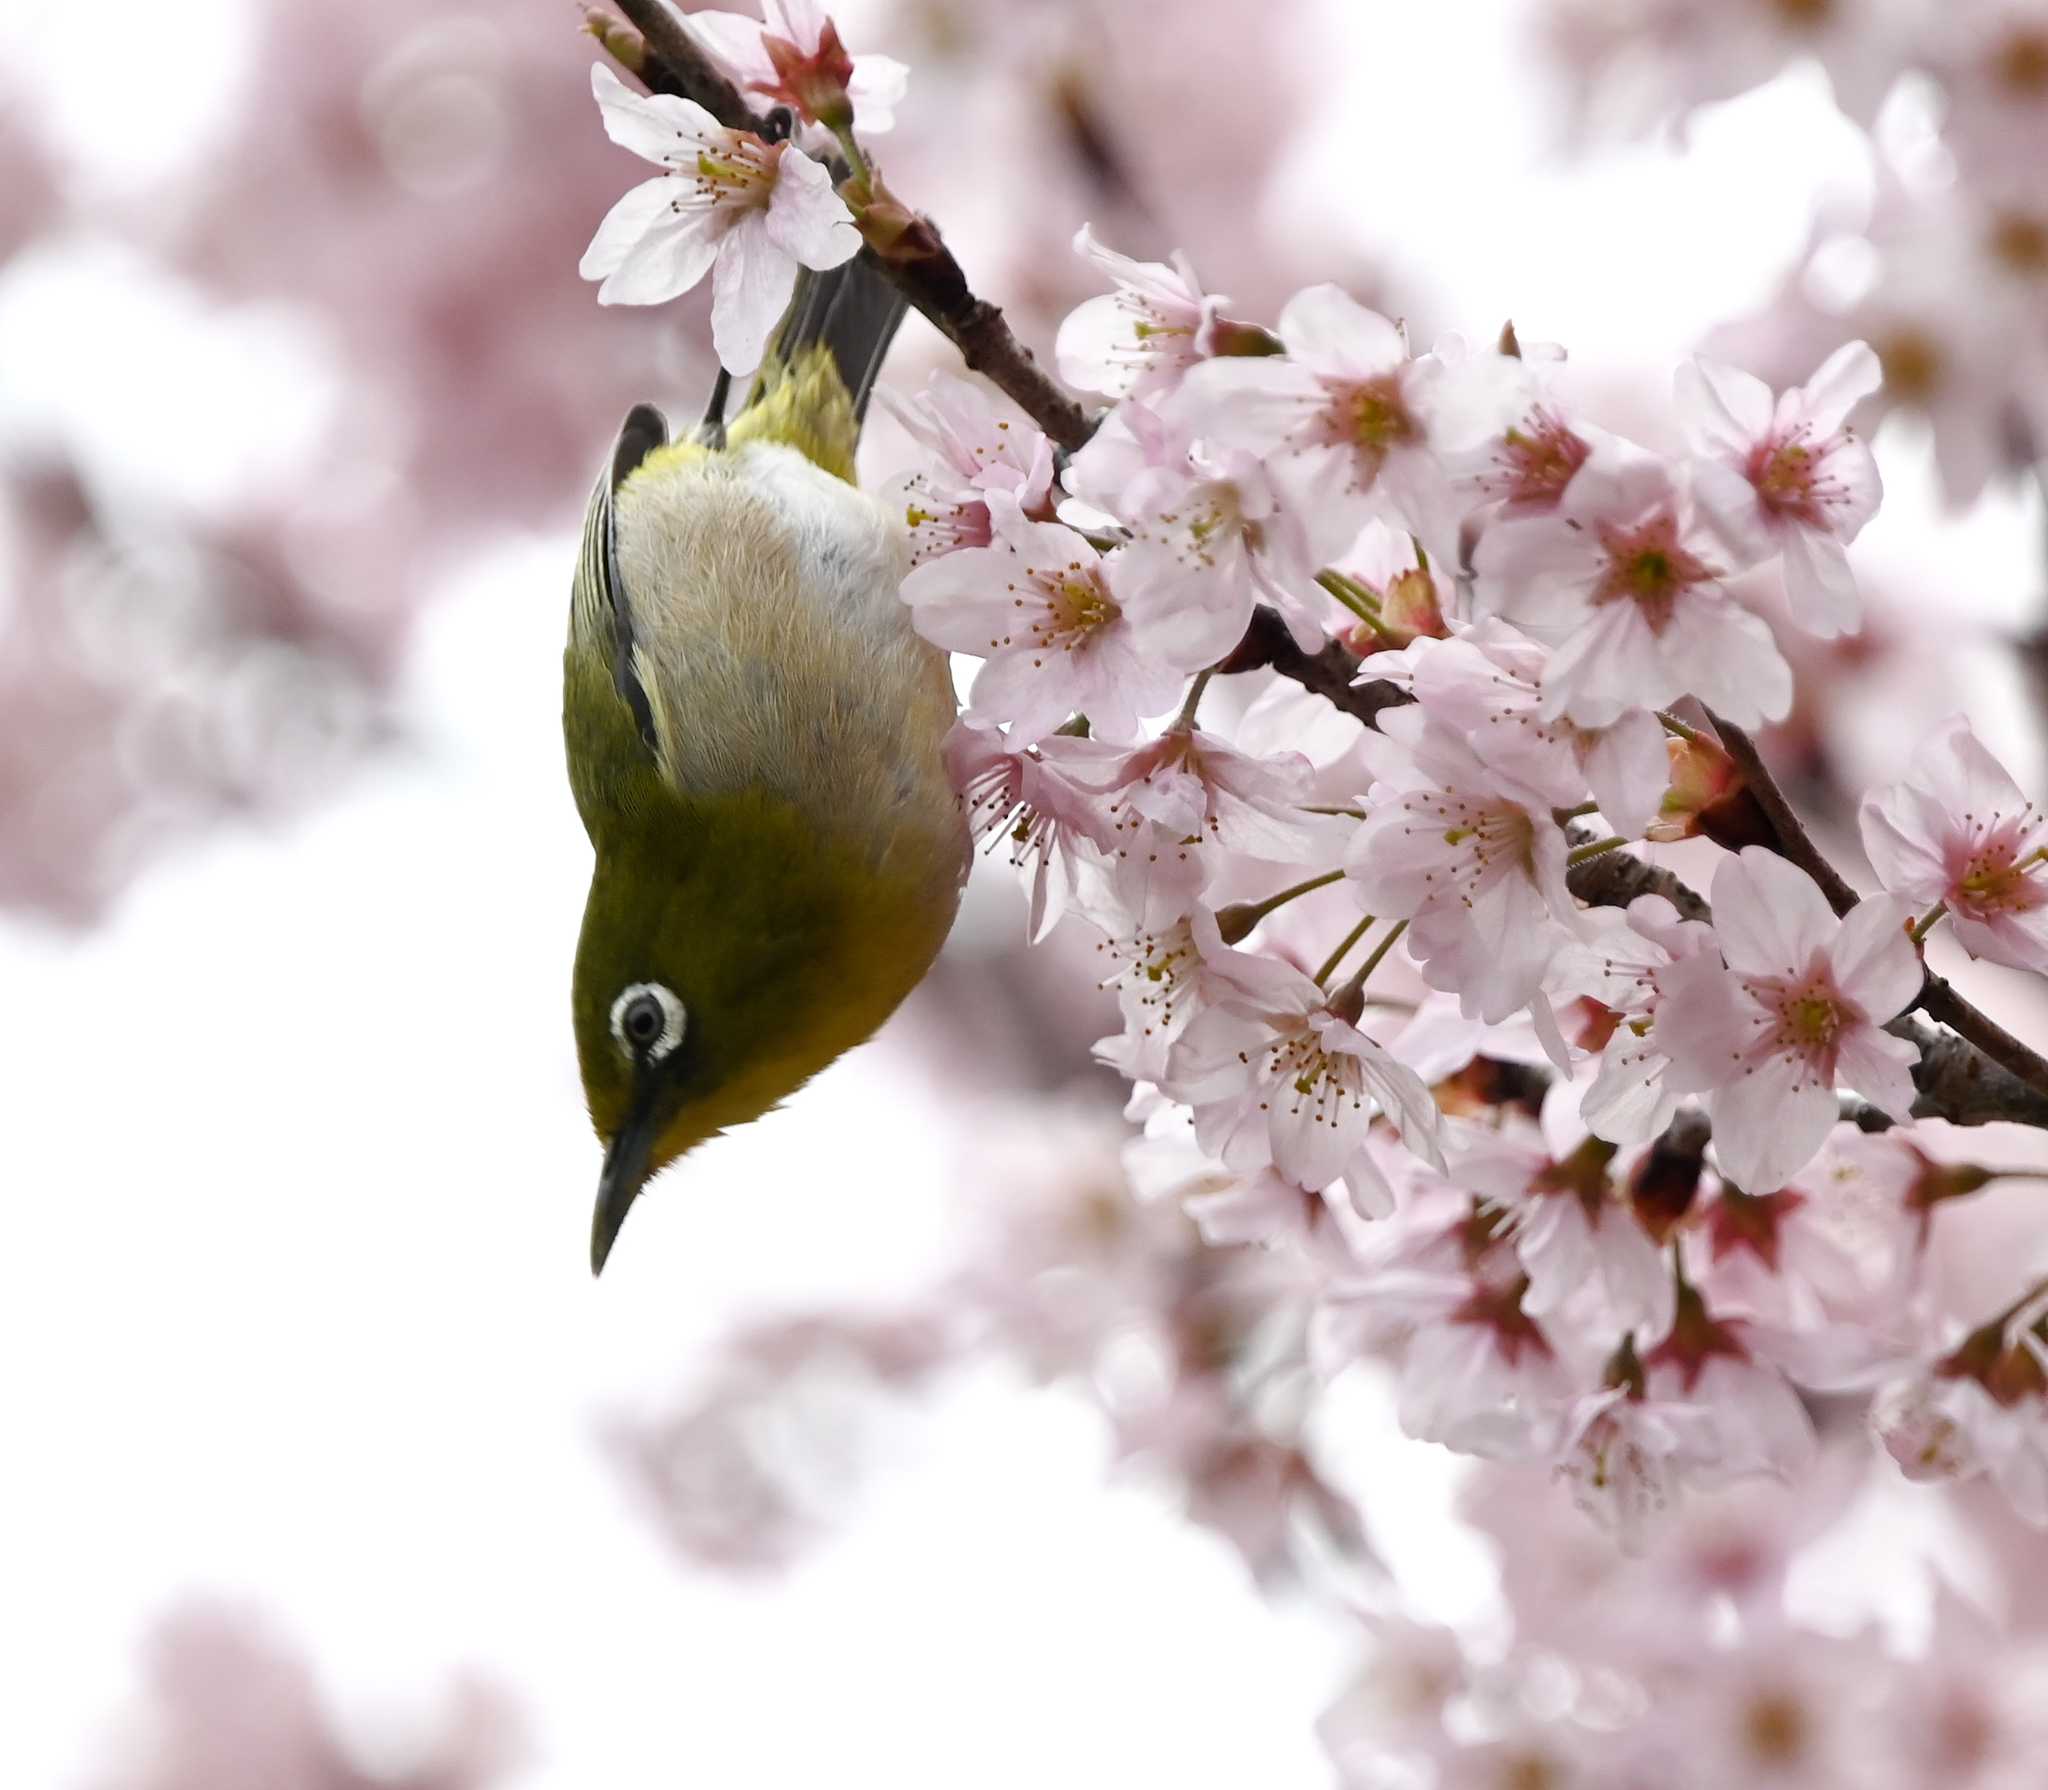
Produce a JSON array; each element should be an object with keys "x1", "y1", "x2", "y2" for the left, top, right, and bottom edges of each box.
[
  {"x1": 1217, "y1": 607, "x2": 1413, "y2": 728},
  {"x1": 1706, "y1": 713, "x2": 1861, "y2": 913}
]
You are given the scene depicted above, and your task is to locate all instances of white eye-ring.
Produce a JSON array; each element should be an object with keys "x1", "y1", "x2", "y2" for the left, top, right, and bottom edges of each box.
[{"x1": 610, "y1": 981, "x2": 686, "y2": 1062}]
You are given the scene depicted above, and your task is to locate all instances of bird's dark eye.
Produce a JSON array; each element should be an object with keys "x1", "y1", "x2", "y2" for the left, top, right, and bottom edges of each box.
[{"x1": 609, "y1": 981, "x2": 686, "y2": 1062}]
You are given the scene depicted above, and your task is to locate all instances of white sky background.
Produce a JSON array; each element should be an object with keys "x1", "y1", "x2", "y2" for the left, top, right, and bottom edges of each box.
[{"x1": 3, "y1": 1, "x2": 2046, "y2": 1786}]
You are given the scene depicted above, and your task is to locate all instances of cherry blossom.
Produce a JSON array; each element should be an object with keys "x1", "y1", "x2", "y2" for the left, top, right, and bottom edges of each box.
[
  {"x1": 1124, "y1": 1090, "x2": 1372, "y2": 1260},
  {"x1": 1183, "y1": 285, "x2": 1504, "y2": 558},
  {"x1": 1380, "y1": 1268, "x2": 1578, "y2": 1459},
  {"x1": 1474, "y1": 446, "x2": 1792, "y2": 729},
  {"x1": 580, "y1": 64, "x2": 859, "y2": 369},
  {"x1": 1860, "y1": 716, "x2": 2048, "y2": 974},
  {"x1": 1054, "y1": 225, "x2": 1222, "y2": 401},
  {"x1": 1062, "y1": 397, "x2": 1328, "y2": 656},
  {"x1": 1344, "y1": 707, "x2": 1581, "y2": 1024},
  {"x1": 902, "y1": 495, "x2": 1190, "y2": 743},
  {"x1": 1365, "y1": 620, "x2": 1671, "y2": 838},
  {"x1": 1165, "y1": 952, "x2": 1445, "y2": 1213},
  {"x1": 1456, "y1": 1126, "x2": 1674, "y2": 1339},
  {"x1": 1638, "y1": 1281, "x2": 1819, "y2": 1489},
  {"x1": 1438, "y1": 340, "x2": 1606, "y2": 535},
  {"x1": 1679, "y1": 342, "x2": 1883, "y2": 639},
  {"x1": 942, "y1": 720, "x2": 1118, "y2": 940},
  {"x1": 1550, "y1": 894, "x2": 1720, "y2": 1147},
  {"x1": 1655, "y1": 849, "x2": 1922, "y2": 1194},
  {"x1": 1060, "y1": 726, "x2": 1327, "y2": 929},
  {"x1": 681, "y1": 0, "x2": 908, "y2": 132},
  {"x1": 1554, "y1": 1379, "x2": 1724, "y2": 1554},
  {"x1": 877, "y1": 372, "x2": 1056, "y2": 565},
  {"x1": 1875, "y1": 1286, "x2": 2048, "y2": 1525}
]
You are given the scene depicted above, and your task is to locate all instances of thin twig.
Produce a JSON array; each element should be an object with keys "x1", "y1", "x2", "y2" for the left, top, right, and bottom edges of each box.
[
  {"x1": 1216, "y1": 607, "x2": 1413, "y2": 727},
  {"x1": 1706, "y1": 712, "x2": 1861, "y2": 914}
]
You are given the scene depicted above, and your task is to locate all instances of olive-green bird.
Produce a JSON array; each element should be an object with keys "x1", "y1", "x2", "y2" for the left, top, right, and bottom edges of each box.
[{"x1": 565, "y1": 260, "x2": 967, "y2": 1274}]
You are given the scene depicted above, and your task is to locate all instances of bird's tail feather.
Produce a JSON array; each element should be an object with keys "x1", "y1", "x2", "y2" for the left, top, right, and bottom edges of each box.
[
  {"x1": 720, "y1": 254, "x2": 908, "y2": 482},
  {"x1": 757, "y1": 252, "x2": 909, "y2": 427}
]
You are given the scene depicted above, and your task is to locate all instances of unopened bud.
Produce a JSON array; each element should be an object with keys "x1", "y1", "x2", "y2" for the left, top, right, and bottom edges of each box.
[
  {"x1": 1206, "y1": 316, "x2": 1285, "y2": 358},
  {"x1": 761, "y1": 20, "x2": 857, "y2": 130},
  {"x1": 1649, "y1": 732, "x2": 1773, "y2": 848},
  {"x1": 583, "y1": 8, "x2": 647, "y2": 74}
]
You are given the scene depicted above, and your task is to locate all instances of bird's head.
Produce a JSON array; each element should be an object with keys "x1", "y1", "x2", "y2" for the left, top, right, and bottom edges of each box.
[{"x1": 569, "y1": 791, "x2": 952, "y2": 1275}]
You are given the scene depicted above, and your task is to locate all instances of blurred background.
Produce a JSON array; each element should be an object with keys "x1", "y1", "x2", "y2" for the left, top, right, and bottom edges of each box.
[{"x1": 4, "y1": 1, "x2": 2047, "y2": 1785}]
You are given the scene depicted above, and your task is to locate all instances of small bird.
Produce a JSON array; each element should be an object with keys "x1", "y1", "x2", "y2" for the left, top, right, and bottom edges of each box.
[{"x1": 564, "y1": 260, "x2": 967, "y2": 1274}]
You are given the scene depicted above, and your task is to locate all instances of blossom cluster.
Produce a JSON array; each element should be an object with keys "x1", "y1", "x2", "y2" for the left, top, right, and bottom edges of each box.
[
  {"x1": 569, "y1": 0, "x2": 2048, "y2": 1671},
  {"x1": 1321, "y1": 1443, "x2": 2048, "y2": 1789},
  {"x1": 876, "y1": 220, "x2": 2048, "y2": 1546}
]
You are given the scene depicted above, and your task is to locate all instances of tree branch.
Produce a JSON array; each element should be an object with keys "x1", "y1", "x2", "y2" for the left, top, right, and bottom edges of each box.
[
  {"x1": 603, "y1": 0, "x2": 1094, "y2": 452},
  {"x1": 1217, "y1": 606, "x2": 1412, "y2": 727},
  {"x1": 1708, "y1": 710, "x2": 2048, "y2": 1103}
]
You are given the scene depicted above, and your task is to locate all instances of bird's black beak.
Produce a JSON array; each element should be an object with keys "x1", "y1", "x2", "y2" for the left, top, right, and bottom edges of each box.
[{"x1": 590, "y1": 1093, "x2": 662, "y2": 1276}]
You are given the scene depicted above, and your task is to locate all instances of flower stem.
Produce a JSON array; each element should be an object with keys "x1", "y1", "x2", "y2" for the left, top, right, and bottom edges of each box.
[
  {"x1": 1217, "y1": 868, "x2": 1347, "y2": 941},
  {"x1": 1315, "y1": 915, "x2": 1376, "y2": 985},
  {"x1": 832, "y1": 124, "x2": 874, "y2": 189},
  {"x1": 1171, "y1": 669, "x2": 1214, "y2": 732},
  {"x1": 1315, "y1": 568, "x2": 1383, "y2": 628},
  {"x1": 1911, "y1": 901, "x2": 1948, "y2": 945},
  {"x1": 1343, "y1": 917, "x2": 1409, "y2": 994},
  {"x1": 1567, "y1": 835, "x2": 1628, "y2": 865}
]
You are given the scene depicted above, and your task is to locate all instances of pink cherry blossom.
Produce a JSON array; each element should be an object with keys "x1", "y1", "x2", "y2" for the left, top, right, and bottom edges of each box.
[
  {"x1": 1554, "y1": 1381, "x2": 1726, "y2": 1554},
  {"x1": 1344, "y1": 708, "x2": 1582, "y2": 1024},
  {"x1": 1123, "y1": 1092, "x2": 1373, "y2": 1260},
  {"x1": 1874, "y1": 1361, "x2": 2048, "y2": 1527},
  {"x1": 1391, "y1": 1272, "x2": 1578, "y2": 1460},
  {"x1": 1092, "y1": 908, "x2": 1253, "y2": 1084},
  {"x1": 681, "y1": 0, "x2": 909, "y2": 132},
  {"x1": 901, "y1": 495, "x2": 1191, "y2": 743},
  {"x1": 1367, "y1": 620, "x2": 1671, "y2": 838},
  {"x1": 942, "y1": 720, "x2": 1118, "y2": 940},
  {"x1": 1456, "y1": 1127, "x2": 1674, "y2": 1339},
  {"x1": 580, "y1": 63, "x2": 859, "y2": 370},
  {"x1": 1444, "y1": 378, "x2": 1601, "y2": 528},
  {"x1": 1062, "y1": 397, "x2": 1328, "y2": 656},
  {"x1": 1070, "y1": 725, "x2": 1321, "y2": 869},
  {"x1": 1054, "y1": 225, "x2": 1222, "y2": 401},
  {"x1": 1655, "y1": 849, "x2": 1922, "y2": 1194},
  {"x1": 1640, "y1": 1283, "x2": 1819, "y2": 1488},
  {"x1": 1679, "y1": 342, "x2": 1883, "y2": 639},
  {"x1": 1473, "y1": 446, "x2": 1792, "y2": 729},
  {"x1": 1182, "y1": 285, "x2": 1500, "y2": 558},
  {"x1": 1860, "y1": 715, "x2": 2048, "y2": 974},
  {"x1": 1166, "y1": 953, "x2": 1446, "y2": 1211},
  {"x1": 876, "y1": 371, "x2": 1056, "y2": 565},
  {"x1": 1550, "y1": 895, "x2": 1720, "y2": 1146},
  {"x1": 1688, "y1": 1174, "x2": 1919, "y2": 1351}
]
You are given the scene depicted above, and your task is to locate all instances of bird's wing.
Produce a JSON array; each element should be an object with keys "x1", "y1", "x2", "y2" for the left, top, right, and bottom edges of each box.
[{"x1": 571, "y1": 402, "x2": 671, "y2": 760}]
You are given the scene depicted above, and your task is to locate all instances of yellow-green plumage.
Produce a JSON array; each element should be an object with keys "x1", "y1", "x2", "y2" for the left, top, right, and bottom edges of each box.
[{"x1": 565, "y1": 305, "x2": 966, "y2": 1271}]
